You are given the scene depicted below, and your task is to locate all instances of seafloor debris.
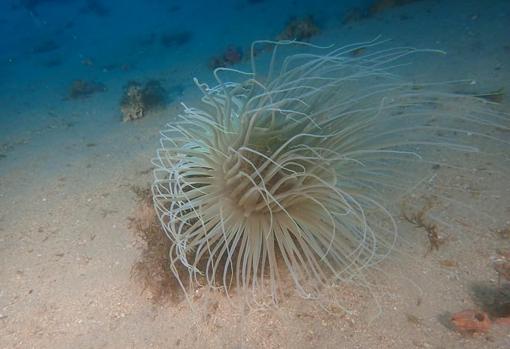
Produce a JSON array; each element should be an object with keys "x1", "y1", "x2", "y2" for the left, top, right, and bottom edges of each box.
[
  {"x1": 128, "y1": 185, "x2": 176, "y2": 303},
  {"x1": 451, "y1": 309, "x2": 491, "y2": 335},
  {"x1": 343, "y1": 8, "x2": 367, "y2": 25},
  {"x1": 121, "y1": 83, "x2": 144, "y2": 121},
  {"x1": 401, "y1": 197, "x2": 444, "y2": 254},
  {"x1": 129, "y1": 184, "x2": 151, "y2": 200},
  {"x1": 208, "y1": 46, "x2": 243, "y2": 69},
  {"x1": 495, "y1": 227, "x2": 510, "y2": 239},
  {"x1": 449, "y1": 250, "x2": 510, "y2": 335},
  {"x1": 207, "y1": 16, "x2": 319, "y2": 70},
  {"x1": 343, "y1": 0, "x2": 423, "y2": 25},
  {"x1": 439, "y1": 259, "x2": 458, "y2": 268},
  {"x1": 494, "y1": 316, "x2": 510, "y2": 326},
  {"x1": 67, "y1": 79, "x2": 106, "y2": 99},
  {"x1": 120, "y1": 80, "x2": 166, "y2": 122},
  {"x1": 277, "y1": 16, "x2": 320, "y2": 41},
  {"x1": 368, "y1": 0, "x2": 422, "y2": 16}
]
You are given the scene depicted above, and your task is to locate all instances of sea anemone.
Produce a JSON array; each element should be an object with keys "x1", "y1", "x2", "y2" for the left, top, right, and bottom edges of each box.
[{"x1": 152, "y1": 39, "x2": 509, "y2": 304}]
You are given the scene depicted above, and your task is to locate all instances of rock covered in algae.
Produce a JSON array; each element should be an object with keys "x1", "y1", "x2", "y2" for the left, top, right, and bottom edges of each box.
[
  {"x1": 67, "y1": 79, "x2": 106, "y2": 100},
  {"x1": 277, "y1": 16, "x2": 320, "y2": 41},
  {"x1": 120, "y1": 80, "x2": 166, "y2": 122}
]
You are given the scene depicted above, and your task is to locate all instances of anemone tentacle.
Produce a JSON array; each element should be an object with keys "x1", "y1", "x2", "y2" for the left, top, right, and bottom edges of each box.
[{"x1": 152, "y1": 40, "x2": 510, "y2": 303}]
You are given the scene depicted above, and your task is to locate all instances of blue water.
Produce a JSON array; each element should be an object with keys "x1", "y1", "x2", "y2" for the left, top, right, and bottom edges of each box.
[
  {"x1": 1, "y1": 0, "x2": 508, "y2": 139},
  {"x1": 0, "y1": 1, "x2": 368, "y2": 141},
  {"x1": 0, "y1": 0, "x2": 508, "y2": 194}
]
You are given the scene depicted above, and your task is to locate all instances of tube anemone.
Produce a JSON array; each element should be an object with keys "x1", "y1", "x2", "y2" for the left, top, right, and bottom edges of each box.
[{"x1": 152, "y1": 39, "x2": 509, "y2": 303}]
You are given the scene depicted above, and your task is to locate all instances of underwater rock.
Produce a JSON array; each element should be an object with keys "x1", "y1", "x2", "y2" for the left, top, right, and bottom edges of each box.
[
  {"x1": 67, "y1": 79, "x2": 106, "y2": 99},
  {"x1": 121, "y1": 83, "x2": 144, "y2": 121},
  {"x1": 120, "y1": 80, "x2": 167, "y2": 122},
  {"x1": 223, "y1": 46, "x2": 242, "y2": 65},
  {"x1": 277, "y1": 16, "x2": 320, "y2": 41},
  {"x1": 449, "y1": 250, "x2": 510, "y2": 336},
  {"x1": 495, "y1": 316, "x2": 510, "y2": 326},
  {"x1": 369, "y1": 0, "x2": 423, "y2": 16},
  {"x1": 343, "y1": 8, "x2": 368, "y2": 25},
  {"x1": 451, "y1": 310, "x2": 491, "y2": 335},
  {"x1": 208, "y1": 45, "x2": 243, "y2": 69},
  {"x1": 343, "y1": 0, "x2": 423, "y2": 25}
]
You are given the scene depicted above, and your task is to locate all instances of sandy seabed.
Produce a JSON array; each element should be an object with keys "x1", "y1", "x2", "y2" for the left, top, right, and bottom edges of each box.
[{"x1": 1, "y1": 1, "x2": 510, "y2": 348}]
